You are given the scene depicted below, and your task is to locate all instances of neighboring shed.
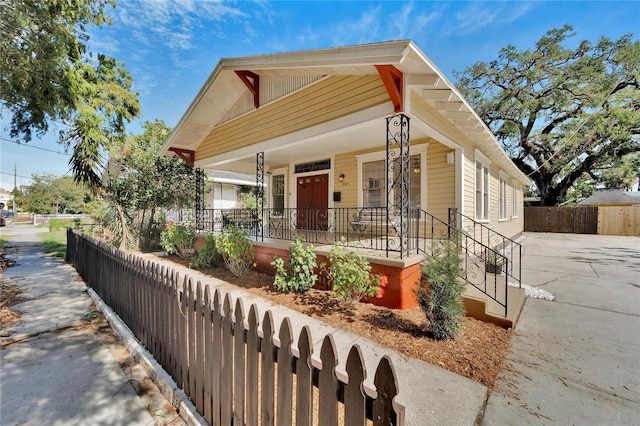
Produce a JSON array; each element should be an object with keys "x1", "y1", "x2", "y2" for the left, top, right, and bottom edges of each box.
[{"x1": 579, "y1": 189, "x2": 640, "y2": 236}]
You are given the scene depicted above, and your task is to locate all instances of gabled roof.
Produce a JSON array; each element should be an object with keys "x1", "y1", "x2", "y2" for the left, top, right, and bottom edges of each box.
[
  {"x1": 161, "y1": 40, "x2": 530, "y2": 184},
  {"x1": 579, "y1": 189, "x2": 640, "y2": 206}
]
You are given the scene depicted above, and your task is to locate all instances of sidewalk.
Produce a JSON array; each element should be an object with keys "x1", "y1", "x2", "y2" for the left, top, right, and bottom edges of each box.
[
  {"x1": 0, "y1": 225, "x2": 183, "y2": 426},
  {"x1": 483, "y1": 233, "x2": 640, "y2": 424}
]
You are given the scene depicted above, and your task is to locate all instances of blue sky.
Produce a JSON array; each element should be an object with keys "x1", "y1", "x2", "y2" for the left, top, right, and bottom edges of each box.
[{"x1": 1, "y1": 0, "x2": 639, "y2": 190}]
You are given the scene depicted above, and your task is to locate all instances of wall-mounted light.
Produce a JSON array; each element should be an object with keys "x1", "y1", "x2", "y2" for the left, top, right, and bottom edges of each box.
[
  {"x1": 412, "y1": 157, "x2": 421, "y2": 174},
  {"x1": 447, "y1": 151, "x2": 455, "y2": 164},
  {"x1": 339, "y1": 173, "x2": 345, "y2": 182}
]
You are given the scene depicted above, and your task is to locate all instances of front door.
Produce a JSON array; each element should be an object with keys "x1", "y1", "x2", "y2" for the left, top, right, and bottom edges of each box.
[{"x1": 296, "y1": 174, "x2": 329, "y2": 230}]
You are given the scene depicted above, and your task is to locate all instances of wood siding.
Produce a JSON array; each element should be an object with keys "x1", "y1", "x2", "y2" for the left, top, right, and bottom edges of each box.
[
  {"x1": 426, "y1": 142, "x2": 455, "y2": 221},
  {"x1": 197, "y1": 76, "x2": 388, "y2": 161}
]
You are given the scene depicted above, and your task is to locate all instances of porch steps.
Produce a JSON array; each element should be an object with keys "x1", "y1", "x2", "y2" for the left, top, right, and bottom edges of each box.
[{"x1": 462, "y1": 281, "x2": 526, "y2": 329}]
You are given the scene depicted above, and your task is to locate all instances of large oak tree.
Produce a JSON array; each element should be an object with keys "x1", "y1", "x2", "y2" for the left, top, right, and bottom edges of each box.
[{"x1": 456, "y1": 25, "x2": 639, "y2": 206}]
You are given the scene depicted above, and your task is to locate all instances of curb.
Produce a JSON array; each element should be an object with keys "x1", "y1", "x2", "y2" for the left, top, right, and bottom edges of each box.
[{"x1": 87, "y1": 288, "x2": 207, "y2": 426}]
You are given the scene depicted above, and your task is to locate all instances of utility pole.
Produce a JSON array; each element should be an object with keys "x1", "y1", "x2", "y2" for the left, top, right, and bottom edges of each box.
[{"x1": 12, "y1": 163, "x2": 16, "y2": 212}]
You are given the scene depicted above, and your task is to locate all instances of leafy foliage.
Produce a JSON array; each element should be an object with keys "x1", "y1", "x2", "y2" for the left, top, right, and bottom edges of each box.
[
  {"x1": 1, "y1": 0, "x2": 118, "y2": 140},
  {"x1": 15, "y1": 174, "x2": 93, "y2": 214},
  {"x1": 160, "y1": 223, "x2": 196, "y2": 259},
  {"x1": 189, "y1": 233, "x2": 221, "y2": 269},
  {"x1": 216, "y1": 227, "x2": 255, "y2": 277},
  {"x1": 321, "y1": 243, "x2": 380, "y2": 304},
  {"x1": 417, "y1": 240, "x2": 466, "y2": 340},
  {"x1": 272, "y1": 235, "x2": 318, "y2": 293},
  {"x1": 456, "y1": 25, "x2": 639, "y2": 206}
]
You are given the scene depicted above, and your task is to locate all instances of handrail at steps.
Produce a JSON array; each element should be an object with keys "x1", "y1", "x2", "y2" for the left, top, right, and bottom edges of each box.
[
  {"x1": 448, "y1": 208, "x2": 523, "y2": 289},
  {"x1": 414, "y1": 209, "x2": 510, "y2": 317}
]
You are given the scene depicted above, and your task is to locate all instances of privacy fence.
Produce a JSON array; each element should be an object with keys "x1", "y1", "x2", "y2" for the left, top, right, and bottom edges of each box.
[
  {"x1": 524, "y1": 206, "x2": 639, "y2": 236},
  {"x1": 67, "y1": 230, "x2": 404, "y2": 425}
]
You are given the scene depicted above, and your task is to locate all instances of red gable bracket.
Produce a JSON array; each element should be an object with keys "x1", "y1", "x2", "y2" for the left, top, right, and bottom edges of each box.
[
  {"x1": 375, "y1": 65, "x2": 403, "y2": 113},
  {"x1": 235, "y1": 70, "x2": 260, "y2": 109},
  {"x1": 168, "y1": 147, "x2": 195, "y2": 167}
]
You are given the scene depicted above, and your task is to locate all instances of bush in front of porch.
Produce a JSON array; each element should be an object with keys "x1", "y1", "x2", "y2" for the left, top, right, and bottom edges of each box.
[{"x1": 272, "y1": 235, "x2": 318, "y2": 293}]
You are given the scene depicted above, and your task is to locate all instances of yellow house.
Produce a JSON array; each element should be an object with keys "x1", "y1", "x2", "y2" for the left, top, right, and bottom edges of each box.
[{"x1": 161, "y1": 40, "x2": 530, "y2": 326}]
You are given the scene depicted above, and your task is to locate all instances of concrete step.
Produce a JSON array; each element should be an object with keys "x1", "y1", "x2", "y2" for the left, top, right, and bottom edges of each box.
[{"x1": 462, "y1": 280, "x2": 526, "y2": 329}]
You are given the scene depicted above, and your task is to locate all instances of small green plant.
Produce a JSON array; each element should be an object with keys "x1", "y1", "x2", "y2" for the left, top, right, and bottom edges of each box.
[
  {"x1": 416, "y1": 238, "x2": 466, "y2": 340},
  {"x1": 189, "y1": 233, "x2": 220, "y2": 269},
  {"x1": 216, "y1": 227, "x2": 255, "y2": 276},
  {"x1": 160, "y1": 222, "x2": 196, "y2": 258},
  {"x1": 85, "y1": 310, "x2": 101, "y2": 322},
  {"x1": 321, "y1": 242, "x2": 380, "y2": 304},
  {"x1": 271, "y1": 234, "x2": 318, "y2": 293}
]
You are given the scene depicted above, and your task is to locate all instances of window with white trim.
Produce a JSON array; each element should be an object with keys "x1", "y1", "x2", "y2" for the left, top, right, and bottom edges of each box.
[
  {"x1": 499, "y1": 172, "x2": 507, "y2": 221},
  {"x1": 271, "y1": 173, "x2": 285, "y2": 215},
  {"x1": 512, "y1": 182, "x2": 518, "y2": 218},
  {"x1": 357, "y1": 148, "x2": 427, "y2": 209},
  {"x1": 475, "y1": 157, "x2": 490, "y2": 221}
]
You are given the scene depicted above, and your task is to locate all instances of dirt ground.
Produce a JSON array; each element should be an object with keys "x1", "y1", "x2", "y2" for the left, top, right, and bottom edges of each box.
[{"x1": 164, "y1": 256, "x2": 512, "y2": 390}]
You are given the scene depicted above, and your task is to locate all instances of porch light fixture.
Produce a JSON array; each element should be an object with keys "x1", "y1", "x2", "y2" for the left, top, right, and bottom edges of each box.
[
  {"x1": 412, "y1": 158, "x2": 420, "y2": 174},
  {"x1": 339, "y1": 173, "x2": 345, "y2": 182}
]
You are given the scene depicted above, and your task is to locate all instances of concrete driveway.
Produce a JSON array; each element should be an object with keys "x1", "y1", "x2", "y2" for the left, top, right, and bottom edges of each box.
[{"x1": 483, "y1": 233, "x2": 640, "y2": 425}]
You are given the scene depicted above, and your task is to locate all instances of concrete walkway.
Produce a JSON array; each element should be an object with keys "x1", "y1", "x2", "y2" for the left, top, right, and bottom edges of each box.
[
  {"x1": 483, "y1": 233, "x2": 640, "y2": 425},
  {"x1": 0, "y1": 225, "x2": 157, "y2": 426}
]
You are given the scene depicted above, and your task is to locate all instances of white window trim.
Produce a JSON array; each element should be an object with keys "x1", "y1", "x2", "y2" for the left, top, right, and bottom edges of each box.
[
  {"x1": 499, "y1": 170, "x2": 508, "y2": 222},
  {"x1": 474, "y1": 149, "x2": 491, "y2": 223},
  {"x1": 512, "y1": 180, "x2": 519, "y2": 219},
  {"x1": 268, "y1": 167, "x2": 287, "y2": 215},
  {"x1": 356, "y1": 145, "x2": 428, "y2": 209}
]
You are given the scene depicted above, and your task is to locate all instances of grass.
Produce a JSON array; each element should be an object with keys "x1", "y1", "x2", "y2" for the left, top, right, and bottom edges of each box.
[
  {"x1": 0, "y1": 236, "x2": 8, "y2": 245},
  {"x1": 39, "y1": 230, "x2": 67, "y2": 258}
]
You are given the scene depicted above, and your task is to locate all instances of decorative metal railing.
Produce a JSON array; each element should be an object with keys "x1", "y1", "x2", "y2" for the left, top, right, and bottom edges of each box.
[
  {"x1": 179, "y1": 206, "x2": 517, "y2": 317},
  {"x1": 413, "y1": 208, "x2": 511, "y2": 317},
  {"x1": 448, "y1": 208, "x2": 523, "y2": 289}
]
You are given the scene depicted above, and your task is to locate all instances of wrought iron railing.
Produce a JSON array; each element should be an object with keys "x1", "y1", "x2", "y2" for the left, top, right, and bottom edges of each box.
[
  {"x1": 448, "y1": 208, "x2": 523, "y2": 289},
  {"x1": 180, "y1": 206, "x2": 516, "y2": 317},
  {"x1": 413, "y1": 209, "x2": 510, "y2": 317}
]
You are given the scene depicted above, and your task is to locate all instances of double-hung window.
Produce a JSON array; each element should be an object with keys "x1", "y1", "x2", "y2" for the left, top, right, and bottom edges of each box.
[
  {"x1": 475, "y1": 150, "x2": 490, "y2": 221},
  {"x1": 512, "y1": 181, "x2": 518, "y2": 218},
  {"x1": 271, "y1": 172, "x2": 286, "y2": 215},
  {"x1": 499, "y1": 171, "x2": 507, "y2": 221}
]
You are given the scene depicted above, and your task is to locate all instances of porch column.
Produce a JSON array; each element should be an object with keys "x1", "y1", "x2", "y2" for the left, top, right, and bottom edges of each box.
[
  {"x1": 255, "y1": 152, "x2": 265, "y2": 241},
  {"x1": 386, "y1": 113, "x2": 410, "y2": 258},
  {"x1": 195, "y1": 168, "x2": 205, "y2": 230}
]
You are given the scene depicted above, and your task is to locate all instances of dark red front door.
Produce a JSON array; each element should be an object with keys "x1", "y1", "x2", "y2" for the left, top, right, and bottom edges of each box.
[{"x1": 296, "y1": 174, "x2": 329, "y2": 230}]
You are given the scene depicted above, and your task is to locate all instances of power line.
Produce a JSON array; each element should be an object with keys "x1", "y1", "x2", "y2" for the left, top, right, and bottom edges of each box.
[
  {"x1": 0, "y1": 171, "x2": 31, "y2": 180},
  {"x1": 0, "y1": 137, "x2": 71, "y2": 156}
]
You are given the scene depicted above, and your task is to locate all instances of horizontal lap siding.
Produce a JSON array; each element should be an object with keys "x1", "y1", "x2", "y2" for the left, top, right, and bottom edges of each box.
[
  {"x1": 426, "y1": 142, "x2": 455, "y2": 222},
  {"x1": 197, "y1": 76, "x2": 388, "y2": 160}
]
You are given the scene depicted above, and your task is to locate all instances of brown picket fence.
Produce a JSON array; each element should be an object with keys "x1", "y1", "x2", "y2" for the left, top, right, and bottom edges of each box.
[{"x1": 67, "y1": 230, "x2": 404, "y2": 425}]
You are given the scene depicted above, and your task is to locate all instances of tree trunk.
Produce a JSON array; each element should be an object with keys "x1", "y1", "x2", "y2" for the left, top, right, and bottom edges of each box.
[
  {"x1": 113, "y1": 200, "x2": 128, "y2": 250},
  {"x1": 144, "y1": 207, "x2": 156, "y2": 251}
]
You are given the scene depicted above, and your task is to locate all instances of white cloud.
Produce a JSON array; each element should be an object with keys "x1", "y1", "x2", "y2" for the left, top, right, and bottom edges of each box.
[
  {"x1": 389, "y1": 2, "x2": 442, "y2": 39},
  {"x1": 454, "y1": 1, "x2": 537, "y2": 35},
  {"x1": 327, "y1": 6, "x2": 382, "y2": 46}
]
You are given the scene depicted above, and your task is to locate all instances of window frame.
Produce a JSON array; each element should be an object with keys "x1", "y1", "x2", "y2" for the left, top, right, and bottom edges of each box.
[
  {"x1": 499, "y1": 170, "x2": 508, "y2": 221},
  {"x1": 269, "y1": 168, "x2": 287, "y2": 216},
  {"x1": 356, "y1": 146, "x2": 427, "y2": 210},
  {"x1": 512, "y1": 180, "x2": 519, "y2": 219},
  {"x1": 474, "y1": 149, "x2": 491, "y2": 222}
]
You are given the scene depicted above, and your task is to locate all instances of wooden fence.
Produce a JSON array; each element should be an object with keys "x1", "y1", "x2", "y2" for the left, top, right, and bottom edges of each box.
[
  {"x1": 67, "y1": 230, "x2": 404, "y2": 425},
  {"x1": 524, "y1": 206, "x2": 639, "y2": 236},
  {"x1": 598, "y1": 206, "x2": 640, "y2": 236},
  {"x1": 524, "y1": 207, "x2": 598, "y2": 234}
]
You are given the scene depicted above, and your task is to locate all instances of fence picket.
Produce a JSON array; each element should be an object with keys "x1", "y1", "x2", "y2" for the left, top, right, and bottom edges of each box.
[
  {"x1": 233, "y1": 298, "x2": 246, "y2": 426},
  {"x1": 195, "y1": 282, "x2": 205, "y2": 413},
  {"x1": 203, "y1": 285, "x2": 213, "y2": 424},
  {"x1": 261, "y1": 311, "x2": 275, "y2": 426},
  {"x1": 373, "y1": 356, "x2": 400, "y2": 426},
  {"x1": 246, "y1": 305, "x2": 260, "y2": 426},
  {"x1": 221, "y1": 294, "x2": 233, "y2": 425},
  {"x1": 296, "y1": 326, "x2": 314, "y2": 426},
  {"x1": 318, "y1": 334, "x2": 339, "y2": 426},
  {"x1": 187, "y1": 278, "x2": 196, "y2": 401},
  {"x1": 211, "y1": 289, "x2": 222, "y2": 426},
  {"x1": 344, "y1": 345, "x2": 367, "y2": 426},
  {"x1": 277, "y1": 317, "x2": 294, "y2": 426},
  {"x1": 178, "y1": 275, "x2": 188, "y2": 390}
]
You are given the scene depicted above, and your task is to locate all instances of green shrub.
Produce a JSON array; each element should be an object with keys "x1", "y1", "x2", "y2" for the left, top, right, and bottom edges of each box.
[
  {"x1": 160, "y1": 223, "x2": 196, "y2": 258},
  {"x1": 271, "y1": 234, "x2": 318, "y2": 293},
  {"x1": 49, "y1": 219, "x2": 76, "y2": 231},
  {"x1": 416, "y1": 239, "x2": 466, "y2": 340},
  {"x1": 189, "y1": 233, "x2": 221, "y2": 269},
  {"x1": 216, "y1": 227, "x2": 255, "y2": 276},
  {"x1": 322, "y1": 243, "x2": 380, "y2": 304}
]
